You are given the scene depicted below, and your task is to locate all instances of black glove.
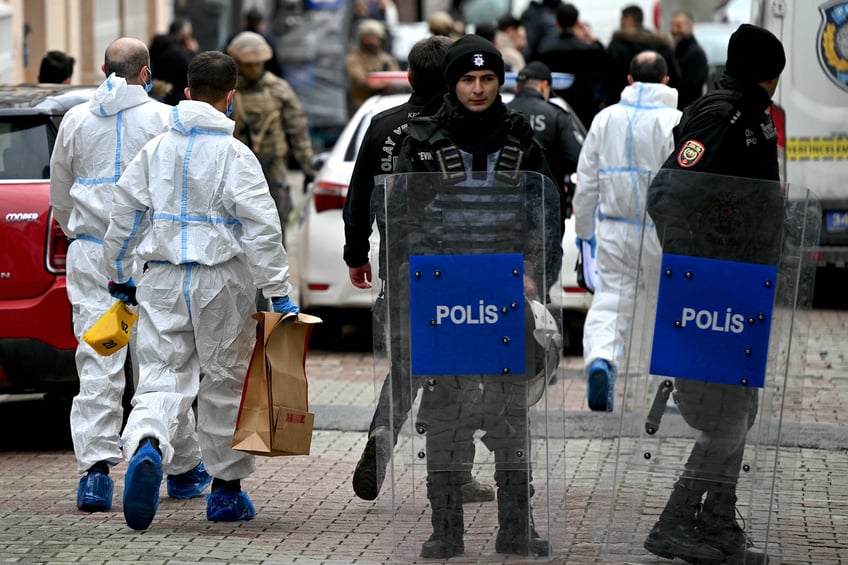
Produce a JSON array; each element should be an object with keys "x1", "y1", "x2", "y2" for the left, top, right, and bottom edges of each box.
[
  {"x1": 108, "y1": 278, "x2": 137, "y2": 306},
  {"x1": 303, "y1": 174, "x2": 315, "y2": 194}
]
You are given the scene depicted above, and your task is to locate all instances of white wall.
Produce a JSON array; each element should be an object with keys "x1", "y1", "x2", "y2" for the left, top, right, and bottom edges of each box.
[{"x1": 0, "y1": 4, "x2": 12, "y2": 83}]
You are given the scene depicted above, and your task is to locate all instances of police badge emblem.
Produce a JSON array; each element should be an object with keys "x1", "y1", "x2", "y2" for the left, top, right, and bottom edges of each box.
[
  {"x1": 818, "y1": 0, "x2": 848, "y2": 92},
  {"x1": 473, "y1": 53, "x2": 485, "y2": 67},
  {"x1": 698, "y1": 191, "x2": 752, "y2": 249},
  {"x1": 677, "y1": 139, "x2": 705, "y2": 167}
]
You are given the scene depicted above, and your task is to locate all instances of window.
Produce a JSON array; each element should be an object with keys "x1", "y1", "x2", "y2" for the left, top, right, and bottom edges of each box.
[{"x1": 0, "y1": 115, "x2": 54, "y2": 180}]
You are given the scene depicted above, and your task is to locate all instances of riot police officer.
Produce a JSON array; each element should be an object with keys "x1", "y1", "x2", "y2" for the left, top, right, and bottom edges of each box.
[
  {"x1": 393, "y1": 34, "x2": 561, "y2": 560},
  {"x1": 644, "y1": 24, "x2": 786, "y2": 565},
  {"x1": 344, "y1": 35, "x2": 497, "y2": 507}
]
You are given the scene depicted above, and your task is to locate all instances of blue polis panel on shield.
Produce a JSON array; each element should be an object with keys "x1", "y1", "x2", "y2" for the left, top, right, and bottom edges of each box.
[
  {"x1": 650, "y1": 253, "x2": 777, "y2": 388},
  {"x1": 409, "y1": 254, "x2": 526, "y2": 376}
]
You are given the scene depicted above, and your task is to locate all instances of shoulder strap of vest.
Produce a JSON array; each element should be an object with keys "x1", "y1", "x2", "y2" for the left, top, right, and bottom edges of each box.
[
  {"x1": 233, "y1": 88, "x2": 282, "y2": 154},
  {"x1": 494, "y1": 132, "x2": 525, "y2": 184},
  {"x1": 435, "y1": 143, "x2": 465, "y2": 181},
  {"x1": 431, "y1": 134, "x2": 527, "y2": 183}
]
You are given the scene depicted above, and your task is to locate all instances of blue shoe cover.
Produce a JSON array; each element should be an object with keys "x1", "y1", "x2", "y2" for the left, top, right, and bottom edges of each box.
[
  {"x1": 206, "y1": 489, "x2": 256, "y2": 522},
  {"x1": 77, "y1": 468, "x2": 113, "y2": 512},
  {"x1": 123, "y1": 441, "x2": 163, "y2": 530},
  {"x1": 587, "y1": 358, "x2": 614, "y2": 412},
  {"x1": 167, "y1": 460, "x2": 212, "y2": 499}
]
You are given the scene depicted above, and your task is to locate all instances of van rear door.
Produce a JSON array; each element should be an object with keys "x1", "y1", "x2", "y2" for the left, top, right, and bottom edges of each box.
[{"x1": 757, "y1": 0, "x2": 848, "y2": 266}]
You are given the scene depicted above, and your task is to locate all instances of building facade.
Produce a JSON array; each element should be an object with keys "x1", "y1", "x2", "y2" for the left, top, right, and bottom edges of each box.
[{"x1": 0, "y1": 0, "x2": 172, "y2": 85}]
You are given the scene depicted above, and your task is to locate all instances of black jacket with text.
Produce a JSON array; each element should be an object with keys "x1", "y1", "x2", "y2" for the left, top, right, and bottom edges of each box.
[{"x1": 343, "y1": 91, "x2": 444, "y2": 270}]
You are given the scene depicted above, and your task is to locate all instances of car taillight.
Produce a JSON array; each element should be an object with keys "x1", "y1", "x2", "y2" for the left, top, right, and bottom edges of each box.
[
  {"x1": 46, "y1": 210, "x2": 69, "y2": 274},
  {"x1": 769, "y1": 103, "x2": 786, "y2": 181},
  {"x1": 313, "y1": 180, "x2": 347, "y2": 212}
]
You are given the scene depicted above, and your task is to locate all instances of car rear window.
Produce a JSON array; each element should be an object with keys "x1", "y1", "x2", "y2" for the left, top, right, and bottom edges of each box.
[
  {"x1": 0, "y1": 114, "x2": 54, "y2": 180},
  {"x1": 344, "y1": 112, "x2": 373, "y2": 163}
]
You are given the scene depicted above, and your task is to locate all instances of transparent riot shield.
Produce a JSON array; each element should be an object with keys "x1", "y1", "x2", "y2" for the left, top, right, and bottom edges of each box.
[
  {"x1": 600, "y1": 170, "x2": 820, "y2": 564},
  {"x1": 372, "y1": 171, "x2": 567, "y2": 563}
]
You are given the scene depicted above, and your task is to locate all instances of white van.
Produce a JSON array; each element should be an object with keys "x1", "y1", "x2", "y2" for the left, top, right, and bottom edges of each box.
[{"x1": 754, "y1": 0, "x2": 848, "y2": 268}]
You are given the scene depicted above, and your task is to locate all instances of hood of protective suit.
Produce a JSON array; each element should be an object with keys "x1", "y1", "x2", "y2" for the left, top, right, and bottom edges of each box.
[
  {"x1": 619, "y1": 81, "x2": 678, "y2": 109},
  {"x1": 572, "y1": 78, "x2": 681, "y2": 239},
  {"x1": 170, "y1": 99, "x2": 235, "y2": 135},
  {"x1": 87, "y1": 73, "x2": 153, "y2": 117}
]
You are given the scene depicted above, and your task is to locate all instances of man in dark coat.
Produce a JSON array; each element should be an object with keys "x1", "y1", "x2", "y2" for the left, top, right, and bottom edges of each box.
[
  {"x1": 670, "y1": 11, "x2": 708, "y2": 110},
  {"x1": 538, "y1": 2, "x2": 609, "y2": 129},
  {"x1": 605, "y1": 5, "x2": 681, "y2": 105}
]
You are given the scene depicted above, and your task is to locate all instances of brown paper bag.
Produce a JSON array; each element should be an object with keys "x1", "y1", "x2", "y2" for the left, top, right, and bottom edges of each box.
[{"x1": 232, "y1": 311, "x2": 321, "y2": 456}]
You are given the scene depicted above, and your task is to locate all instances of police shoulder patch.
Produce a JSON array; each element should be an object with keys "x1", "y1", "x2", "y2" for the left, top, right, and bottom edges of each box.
[{"x1": 677, "y1": 139, "x2": 706, "y2": 168}]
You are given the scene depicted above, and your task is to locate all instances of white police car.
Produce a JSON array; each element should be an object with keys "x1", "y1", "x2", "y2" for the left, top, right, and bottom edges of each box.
[{"x1": 294, "y1": 73, "x2": 592, "y2": 350}]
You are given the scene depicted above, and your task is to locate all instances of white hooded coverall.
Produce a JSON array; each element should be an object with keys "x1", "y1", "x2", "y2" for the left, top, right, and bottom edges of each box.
[
  {"x1": 572, "y1": 81, "x2": 681, "y2": 370},
  {"x1": 49, "y1": 75, "x2": 173, "y2": 474},
  {"x1": 103, "y1": 100, "x2": 292, "y2": 481}
]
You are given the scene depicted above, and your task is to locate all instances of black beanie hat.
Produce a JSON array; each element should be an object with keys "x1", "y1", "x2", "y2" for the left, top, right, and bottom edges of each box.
[
  {"x1": 725, "y1": 23, "x2": 786, "y2": 83},
  {"x1": 444, "y1": 34, "x2": 505, "y2": 87}
]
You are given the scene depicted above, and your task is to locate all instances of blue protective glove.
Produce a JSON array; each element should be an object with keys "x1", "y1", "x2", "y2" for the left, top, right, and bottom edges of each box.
[
  {"x1": 272, "y1": 296, "x2": 299, "y2": 315},
  {"x1": 575, "y1": 236, "x2": 597, "y2": 258},
  {"x1": 108, "y1": 277, "x2": 137, "y2": 306}
]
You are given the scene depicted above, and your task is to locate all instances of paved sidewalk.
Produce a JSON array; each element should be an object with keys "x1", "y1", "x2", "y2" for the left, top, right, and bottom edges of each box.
[{"x1": 0, "y1": 310, "x2": 846, "y2": 564}]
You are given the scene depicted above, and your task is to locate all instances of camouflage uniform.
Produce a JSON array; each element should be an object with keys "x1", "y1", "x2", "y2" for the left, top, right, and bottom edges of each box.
[
  {"x1": 345, "y1": 20, "x2": 400, "y2": 116},
  {"x1": 232, "y1": 71, "x2": 314, "y2": 239}
]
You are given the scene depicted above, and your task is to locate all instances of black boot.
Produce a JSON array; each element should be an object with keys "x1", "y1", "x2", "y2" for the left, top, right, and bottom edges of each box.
[
  {"x1": 494, "y1": 472, "x2": 549, "y2": 557},
  {"x1": 420, "y1": 476, "x2": 464, "y2": 559},
  {"x1": 352, "y1": 426, "x2": 392, "y2": 501},
  {"x1": 644, "y1": 479, "x2": 724, "y2": 564},
  {"x1": 458, "y1": 470, "x2": 495, "y2": 503},
  {"x1": 700, "y1": 490, "x2": 769, "y2": 565}
]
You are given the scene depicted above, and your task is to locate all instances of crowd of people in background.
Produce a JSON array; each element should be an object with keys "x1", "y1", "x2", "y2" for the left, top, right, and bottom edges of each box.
[
  {"x1": 340, "y1": 1, "x2": 712, "y2": 131},
  {"x1": 36, "y1": 1, "x2": 715, "y2": 132},
  {"x1": 493, "y1": 1, "x2": 707, "y2": 126}
]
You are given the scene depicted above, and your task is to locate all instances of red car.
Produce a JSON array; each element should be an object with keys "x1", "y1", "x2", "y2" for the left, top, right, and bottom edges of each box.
[
  {"x1": 0, "y1": 86, "x2": 135, "y2": 401},
  {"x1": 0, "y1": 106, "x2": 77, "y2": 395}
]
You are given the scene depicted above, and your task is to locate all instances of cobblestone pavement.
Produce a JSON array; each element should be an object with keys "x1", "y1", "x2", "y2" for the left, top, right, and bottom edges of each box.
[
  {"x1": 0, "y1": 308, "x2": 846, "y2": 564},
  {"x1": 0, "y1": 176, "x2": 845, "y2": 563}
]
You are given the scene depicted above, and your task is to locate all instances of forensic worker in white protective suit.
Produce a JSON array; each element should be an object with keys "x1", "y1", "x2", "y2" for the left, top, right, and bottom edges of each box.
[
  {"x1": 572, "y1": 51, "x2": 681, "y2": 412},
  {"x1": 50, "y1": 37, "x2": 211, "y2": 513},
  {"x1": 103, "y1": 50, "x2": 299, "y2": 531}
]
